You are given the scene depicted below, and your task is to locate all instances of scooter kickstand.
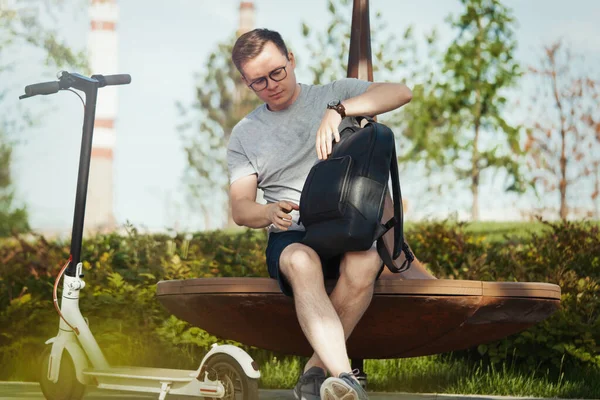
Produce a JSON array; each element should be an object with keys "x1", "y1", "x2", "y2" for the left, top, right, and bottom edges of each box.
[{"x1": 158, "y1": 381, "x2": 171, "y2": 400}]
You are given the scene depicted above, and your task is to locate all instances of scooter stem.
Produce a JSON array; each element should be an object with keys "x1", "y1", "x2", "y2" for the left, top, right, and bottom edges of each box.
[{"x1": 68, "y1": 81, "x2": 99, "y2": 276}]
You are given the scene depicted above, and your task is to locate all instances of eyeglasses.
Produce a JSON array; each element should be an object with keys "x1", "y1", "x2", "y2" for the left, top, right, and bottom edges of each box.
[{"x1": 247, "y1": 61, "x2": 289, "y2": 92}]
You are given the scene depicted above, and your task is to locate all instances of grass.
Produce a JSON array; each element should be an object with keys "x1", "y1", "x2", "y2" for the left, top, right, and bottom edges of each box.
[
  {"x1": 258, "y1": 354, "x2": 600, "y2": 399},
  {"x1": 11, "y1": 345, "x2": 600, "y2": 399},
  {"x1": 226, "y1": 220, "x2": 598, "y2": 243},
  {"x1": 463, "y1": 221, "x2": 550, "y2": 242},
  {"x1": 402, "y1": 221, "x2": 550, "y2": 243}
]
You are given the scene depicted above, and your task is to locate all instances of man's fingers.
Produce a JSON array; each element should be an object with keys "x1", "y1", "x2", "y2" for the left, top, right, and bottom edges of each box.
[
  {"x1": 320, "y1": 132, "x2": 328, "y2": 158},
  {"x1": 275, "y1": 220, "x2": 288, "y2": 230},
  {"x1": 333, "y1": 130, "x2": 340, "y2": 143},
  {"x1": 279, "y1": 201, "x2": 294, "y2": 213},
  {"x1": 276, "y1": 213, "x2": 292, "y2": 229},
  {"x1": 316, "y1": 134, "x2": 322, "y2": 159},
  {"x1": 321, "y1": 133, "x2": 329, "y2": 160},
  {"x1": 327, "y1": 131, "x2": 337, "y2": 154},
  {"x1": 272, "y1": 213, "x2": 291, "y2": 230},
  {"x1": 281, "y1": 201, "x2": 300, "y2": 211},
  {"x1": 277, "y1": 211, "x2": 292, "y2": 220},
  {"x1": 316, "y1": 127, "x2": 338, "y2": 159}
]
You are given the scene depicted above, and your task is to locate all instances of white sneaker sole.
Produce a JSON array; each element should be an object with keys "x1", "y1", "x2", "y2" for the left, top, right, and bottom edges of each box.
[{"x1": 320, "y1": 377, "x2": 362, "y2": 400}]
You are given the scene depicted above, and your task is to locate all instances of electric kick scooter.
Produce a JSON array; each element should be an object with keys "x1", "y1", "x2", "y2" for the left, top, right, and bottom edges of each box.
[{"x1": 19, "y1": 71, "x2": 260, "y2": 400}]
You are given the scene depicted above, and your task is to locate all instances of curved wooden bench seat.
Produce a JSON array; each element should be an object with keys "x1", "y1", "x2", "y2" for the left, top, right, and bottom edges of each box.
[{"x1": 156, "y1": 277, "x2": 560, "y2": 359}]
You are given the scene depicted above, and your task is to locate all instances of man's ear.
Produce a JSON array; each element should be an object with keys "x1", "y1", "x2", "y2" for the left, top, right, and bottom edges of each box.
[{"x1": 288, "y1": 52, "x2": 296, "y2": 68}]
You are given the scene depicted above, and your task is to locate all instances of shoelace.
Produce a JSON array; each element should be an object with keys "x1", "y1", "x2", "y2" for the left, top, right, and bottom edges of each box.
[
  {"x1": 341, "y1": 369, "x2": 367, "y2": 393},
  {"x1": 298, "y1": 370, "x2": 326, "y2": 390}
]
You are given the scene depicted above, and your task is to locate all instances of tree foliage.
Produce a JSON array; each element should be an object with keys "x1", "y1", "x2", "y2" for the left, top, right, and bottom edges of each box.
[
  {"x1": 525, "y1": 41, "x2": 600, "y2": 220},
  {"x1": 178, "y1": 37, "x2": 262, "y2": 229},
  {"x1": 403, "y1": 0, "x2": 524, "y2": 221},
  {"x1": 0, "y1": 0, "x2": 87, "y2": 236}
]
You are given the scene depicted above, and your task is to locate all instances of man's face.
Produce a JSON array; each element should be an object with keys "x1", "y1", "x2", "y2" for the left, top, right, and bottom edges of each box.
[{"x1": 241, "y1": 41, "x2": 298, "y2": 111}]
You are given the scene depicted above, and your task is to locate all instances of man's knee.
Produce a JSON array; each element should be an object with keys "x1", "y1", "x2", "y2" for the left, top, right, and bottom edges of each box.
[
  {"x1": 280, "y1": 244, "x2": 323, "y2": 284},
  {"x1": 339, "y1": 248, "x2": 382, "y2": 290}
]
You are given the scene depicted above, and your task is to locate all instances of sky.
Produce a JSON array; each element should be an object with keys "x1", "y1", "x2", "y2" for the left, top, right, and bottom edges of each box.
[{"x1": 9, "y1": 0, "x2": 600, "y2": 233}]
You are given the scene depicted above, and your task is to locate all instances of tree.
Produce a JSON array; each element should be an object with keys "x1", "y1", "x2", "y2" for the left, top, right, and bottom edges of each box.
[
  {"x1": 0, "y1": 134, "x2": 29, "y2": 236},
  {"x1": 0, "y1": 0, "x2": 87, "y2": 236},
  {"x1": 178, "y1": 37, "x2": 262, "y2": 230},
  {"x1": 525, "y1": 41, "x2": 600, "y2": 220},
  {"x1": 405, "y1": 0, "x2": 524, "y2": 221},
  {"x1": 1, "y1": 1, "x2": 85, "y2": 68}
]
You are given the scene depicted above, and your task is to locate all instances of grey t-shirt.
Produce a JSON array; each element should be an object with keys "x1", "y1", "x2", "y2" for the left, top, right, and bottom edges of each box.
[{"x1": 227, "y1": 78, "x2": 372, "y2": 233}]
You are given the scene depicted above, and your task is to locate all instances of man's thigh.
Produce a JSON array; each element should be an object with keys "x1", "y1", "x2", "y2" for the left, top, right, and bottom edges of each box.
[{"x1": 265, "y1": 231, "x2": 340, "y2": 295}]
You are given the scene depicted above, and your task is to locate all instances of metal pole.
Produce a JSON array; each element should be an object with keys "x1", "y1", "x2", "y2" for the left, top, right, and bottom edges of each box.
[
  {"x1": 347, "y1": 0, "x2": 373, "y2": 82},
  {"x1": 348, "y1": 0, "x2": 373, "y2": 385}
]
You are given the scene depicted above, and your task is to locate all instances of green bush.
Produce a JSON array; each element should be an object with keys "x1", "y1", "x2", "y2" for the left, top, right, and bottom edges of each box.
[
  {"x1": 0, "y1": 227, "x2": 269, "y2": 380},
  {"x1": 1, "y1": 221, "x2": 598, "y2": 385},
  {"x1": 408, "y1": 220, "x2": 600, "y2": 370},
  {"x1": 481, "y1": 221, "x2": 600, "y2": 370}
]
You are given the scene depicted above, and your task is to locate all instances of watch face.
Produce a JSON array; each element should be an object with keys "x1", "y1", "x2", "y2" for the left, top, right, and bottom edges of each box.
[{"x1": 328, "y1": 100, "x2": 340, "y2": 107}]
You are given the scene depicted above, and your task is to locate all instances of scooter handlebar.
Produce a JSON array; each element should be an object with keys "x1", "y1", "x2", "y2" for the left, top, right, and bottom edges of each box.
[
  {"x1": 24, "y1": 81, "x2": 60, "y2": 97},
  {"x1": 20, "y1": 72, "x2": 131, "y2": 100}
]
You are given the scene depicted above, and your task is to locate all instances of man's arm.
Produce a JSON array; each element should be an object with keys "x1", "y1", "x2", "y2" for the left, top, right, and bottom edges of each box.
[
  {"x1": 343, "y1": 82, "x2": 412, "y2": 117},
  {"x1": 316, "y1": 82, "x2": 413, "y2": 160},
  {"x1": 230, "y1": 174, "x2": 299, "y2": 230}
]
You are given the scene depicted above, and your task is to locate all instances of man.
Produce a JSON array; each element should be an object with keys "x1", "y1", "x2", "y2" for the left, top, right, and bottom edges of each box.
[{"x1": 227, "y1": 28, "x2": 415, "y2": 400}]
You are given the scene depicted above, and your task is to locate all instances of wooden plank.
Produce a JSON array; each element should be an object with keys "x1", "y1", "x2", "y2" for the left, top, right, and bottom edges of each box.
[
  {"x1": 158, "y1": 278, "x2": 561, "y2": 299},
  {"x1": 482, "y1": 281, "x2": 561, "y2": 299}
]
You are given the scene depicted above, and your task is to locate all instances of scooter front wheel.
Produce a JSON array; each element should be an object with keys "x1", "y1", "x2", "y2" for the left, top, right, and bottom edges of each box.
[
  {"x1": 204, "y1": 353, "x2": 258, "y2": 400},
  {"x1": 39, "y1": 347, "x2": 86, "y2": 400}
]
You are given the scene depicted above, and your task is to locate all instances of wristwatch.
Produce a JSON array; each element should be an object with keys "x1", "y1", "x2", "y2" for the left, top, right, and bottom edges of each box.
[{"x1": 327, "y1": 100, "x2": 346, "y2": 118}]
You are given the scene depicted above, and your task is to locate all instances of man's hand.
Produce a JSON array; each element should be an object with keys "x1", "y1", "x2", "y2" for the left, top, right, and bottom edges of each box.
[
  {"x1": 316, "y1": 109, "x2": 343, "y2": 160},
  {"x1": 265, "y1": 201, "x2": 299, "y2": 230}
]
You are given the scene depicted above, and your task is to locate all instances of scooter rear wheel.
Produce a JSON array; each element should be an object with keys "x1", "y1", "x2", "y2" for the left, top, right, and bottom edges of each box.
[
  {"x1": 204, "y1": 353, "x2": 258, "y2": 400},
  {"x1": 39, "y1": 347, "x2": 86, "y2": 400}
]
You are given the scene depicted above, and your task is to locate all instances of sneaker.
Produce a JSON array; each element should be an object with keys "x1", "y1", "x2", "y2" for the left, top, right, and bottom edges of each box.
[
  {"x1": 293, "y1": 366, "x2": 327, "y2": 400},
  {"x1": 320, "y1": 371, "x2": 368, "y2": 400}
]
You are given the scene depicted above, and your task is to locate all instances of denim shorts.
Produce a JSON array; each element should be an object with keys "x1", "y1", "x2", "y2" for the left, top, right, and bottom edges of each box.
[{"x1": 265, "y1": 230, "x2": 341, "y2": 297}]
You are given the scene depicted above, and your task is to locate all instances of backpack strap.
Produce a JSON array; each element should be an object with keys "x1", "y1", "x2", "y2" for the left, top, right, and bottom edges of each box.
[{"x1": 376, "y1": 141, "x2": 413, "y2": 273}]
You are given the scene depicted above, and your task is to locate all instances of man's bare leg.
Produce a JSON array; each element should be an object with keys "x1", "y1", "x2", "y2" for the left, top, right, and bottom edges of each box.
[
  {"x1": 279, "y1": 243, "x2": 353, "y2": 377},
  {"x1": 303, "y1": 248, "x2": 382, "y2": 374},
  {"x1": 381, "y1": 190, "x2": 436, "y2": 279},
  {"x1": 295, "y1": 191, "x2": 435, "y2": 374}
]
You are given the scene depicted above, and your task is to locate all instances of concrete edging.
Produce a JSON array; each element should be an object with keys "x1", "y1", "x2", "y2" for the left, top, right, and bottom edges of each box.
[{"x1": 0, "y1": 382, "x2": 570, "y2": 400}]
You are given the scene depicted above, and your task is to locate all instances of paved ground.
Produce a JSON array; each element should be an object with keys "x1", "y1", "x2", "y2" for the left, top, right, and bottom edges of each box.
[{"x1": 0, "y1": 382, "x2": 562, "y2": 400}]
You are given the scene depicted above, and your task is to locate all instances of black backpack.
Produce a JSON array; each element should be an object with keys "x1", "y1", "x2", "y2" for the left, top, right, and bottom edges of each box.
[{"x1": 299, "y1": 117, "x2": 413, "y2": 273}]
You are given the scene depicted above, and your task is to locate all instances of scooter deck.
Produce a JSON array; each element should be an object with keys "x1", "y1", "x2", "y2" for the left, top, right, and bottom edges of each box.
[
  {"x1": 83, "y1": 366, "x2": 196, "y2": 382},
  {"x1": 82, "y1": 366, "x2": 223, "y2": 398}
]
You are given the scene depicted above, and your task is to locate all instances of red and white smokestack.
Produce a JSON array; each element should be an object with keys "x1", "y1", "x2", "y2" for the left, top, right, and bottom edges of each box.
[
  {"x1": 87, "y1": 0, "x2": 119, "y2": 231},
  {"x1": 237, "y1": 1, "x2": 255, "y2": 37}
]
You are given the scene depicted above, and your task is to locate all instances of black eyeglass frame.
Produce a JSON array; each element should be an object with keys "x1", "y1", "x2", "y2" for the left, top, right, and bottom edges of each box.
[{"x1": 246, "y1": 60, "x2": 290, "y2": 92}]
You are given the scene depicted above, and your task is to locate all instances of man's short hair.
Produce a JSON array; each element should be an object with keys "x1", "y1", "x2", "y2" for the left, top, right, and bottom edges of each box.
[{"x1": 232, "y1": 28, "x2": 289, "y2": 75}]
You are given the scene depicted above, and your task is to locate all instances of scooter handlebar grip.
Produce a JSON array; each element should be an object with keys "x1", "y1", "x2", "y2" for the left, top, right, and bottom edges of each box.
[
  {"x1": 102, "y1": 74, "x2": 131, "y2": 86},
  {"x1": 24, "y1": 81, "x2": 60, "y2": 96}
]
